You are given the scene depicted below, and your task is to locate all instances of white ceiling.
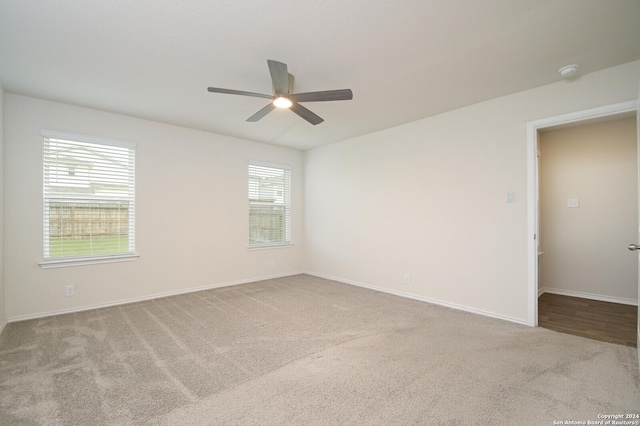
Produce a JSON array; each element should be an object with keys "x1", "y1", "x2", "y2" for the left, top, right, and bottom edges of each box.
[{"x1": 1, "y1": 1, "x2": 639, "y2": 151}]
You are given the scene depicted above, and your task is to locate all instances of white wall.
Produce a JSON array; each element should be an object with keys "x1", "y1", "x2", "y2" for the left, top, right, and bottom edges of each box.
[
  {"x1": 4, "y1": 94, "x2": 305, "y2": 320},
  {"x1": 539, "y1": 117, "x2": 637, "y2": 303},
  {"x1": 0, "y1": 85, "x2": 5, "y2": 333},
  {"x1": 304, "y1": 60, "x2": 640, "y2": 324}
]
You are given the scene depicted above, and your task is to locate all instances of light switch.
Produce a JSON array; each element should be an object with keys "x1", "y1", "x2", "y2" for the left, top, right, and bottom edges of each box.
[
  {"x1": 507, "y1": 190, "x2": 516, "y2": 203},
  {"x1": 567, "y1": 198, "x2": 580, "y2": 208}
]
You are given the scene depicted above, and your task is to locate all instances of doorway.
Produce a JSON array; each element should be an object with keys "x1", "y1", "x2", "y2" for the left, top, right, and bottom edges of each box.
[
  {"x1": 536, "y1": 116, "x2": 638, "y2": 346},
  {"x1": 526, "y1": 100, "x2": 638, "y2": 328}
]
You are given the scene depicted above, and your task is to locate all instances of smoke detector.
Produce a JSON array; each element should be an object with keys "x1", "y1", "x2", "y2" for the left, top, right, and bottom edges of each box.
[{"x1": 559, "y1": 64, "x2": 579, "y2": 78}]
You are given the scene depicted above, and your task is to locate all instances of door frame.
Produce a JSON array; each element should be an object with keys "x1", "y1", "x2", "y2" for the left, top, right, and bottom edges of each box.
[{"x1": 526, "y1": 100, "x2": 638, "y2": 327}]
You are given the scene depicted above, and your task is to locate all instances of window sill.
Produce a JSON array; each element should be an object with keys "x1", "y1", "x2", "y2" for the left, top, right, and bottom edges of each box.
[
  {"x1": 248, "y1": 243, "x2": 294, "y2": 251},
  {"x1": 39, "y1": 254, "x2": 139, "y2": 269}
]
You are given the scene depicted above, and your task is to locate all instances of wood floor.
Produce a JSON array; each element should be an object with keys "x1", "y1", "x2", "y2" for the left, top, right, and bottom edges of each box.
[{"x1": 538, "y1": 293, "x2": 638, "y2": 347}]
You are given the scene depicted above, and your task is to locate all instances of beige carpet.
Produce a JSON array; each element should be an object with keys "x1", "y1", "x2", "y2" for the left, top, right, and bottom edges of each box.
[{"x1": 0, "y1": 274, "x2": 638, "y2": 425}]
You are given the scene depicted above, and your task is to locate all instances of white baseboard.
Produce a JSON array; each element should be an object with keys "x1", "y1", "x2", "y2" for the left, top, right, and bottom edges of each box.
[
  {"x1": 538, "y1": 287, "x2": 638, "y2": 306},
  {"x1": 305, "y1": 271, "x2": 529, "y2": 326},
  {"x1": 8, "y1": 271, "x2": 305, "y2": 323}
]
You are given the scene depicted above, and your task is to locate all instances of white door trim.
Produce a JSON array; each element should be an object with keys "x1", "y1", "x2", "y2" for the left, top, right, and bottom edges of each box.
[{"x1": 526, "y1": 100, "x2": 638, "y2": 327}]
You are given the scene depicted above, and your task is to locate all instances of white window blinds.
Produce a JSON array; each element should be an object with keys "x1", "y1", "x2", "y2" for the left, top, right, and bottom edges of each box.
[
  {"x1": 248, "y1": 161, "x2": 291, "y2": 247},
  {"x1": 42, "y1": 131, "x2": 136, "y2": 260}
]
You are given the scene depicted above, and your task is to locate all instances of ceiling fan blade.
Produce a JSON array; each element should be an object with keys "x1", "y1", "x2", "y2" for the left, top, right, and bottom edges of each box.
[
  {"x1": 290, "y1": 102, "x2": 324, "y2": 125},
  {"x1": 267, "y1": 60, "x2": 289, "y2": 95},
  {"x1": 207, "y1": 87, "x2": 274, "y2": 100},
  {"x1": 246, "y1": 103, "x2": 276, "y2": 122},
  {"x1": 289, "y1": 89, "x2": 353, "y2": 102}
]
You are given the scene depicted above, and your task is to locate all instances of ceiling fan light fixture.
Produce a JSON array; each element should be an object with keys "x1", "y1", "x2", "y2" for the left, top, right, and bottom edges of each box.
[{"x1": 273, "y1": 96, "x2": 292, "y2": 108}]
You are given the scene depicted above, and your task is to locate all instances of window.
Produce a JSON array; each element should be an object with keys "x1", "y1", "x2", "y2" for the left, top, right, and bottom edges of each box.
[
  {"x1": 42, "y1": 130, "x2": 136, "y2": 266},
  {"x1": 248, "y1": 161, "x2": 291, "y2": 248}
]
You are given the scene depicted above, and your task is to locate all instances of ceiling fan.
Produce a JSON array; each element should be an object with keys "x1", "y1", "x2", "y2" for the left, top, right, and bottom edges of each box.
[{"x1": 207, "y1": 60, "x2": 353, "y2": 125}]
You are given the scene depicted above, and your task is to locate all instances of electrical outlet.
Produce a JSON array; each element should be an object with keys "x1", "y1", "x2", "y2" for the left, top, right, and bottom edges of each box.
[
  {"x1": 403, "y1": 274, "x2": 411, "y2": 285},
  {"x1": 268, "y1": 260, "x2": 275, "y2": 268},
  {"x1": 65, "y1": 285, "x2": 75, "y2": 297}
]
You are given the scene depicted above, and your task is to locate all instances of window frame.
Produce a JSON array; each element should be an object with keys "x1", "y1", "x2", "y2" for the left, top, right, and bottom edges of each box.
[
  {"x1": 248, "y1": 160, "x2": 293, "y2": 249},
  {"x1": 39, "y1": 130, "x2": 138, "y2": 269}
]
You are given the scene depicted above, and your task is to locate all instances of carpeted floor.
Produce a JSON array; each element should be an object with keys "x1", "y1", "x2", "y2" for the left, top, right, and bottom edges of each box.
[{"x1": 1, "y1": 274, "x2": 639, "y2": 425}]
